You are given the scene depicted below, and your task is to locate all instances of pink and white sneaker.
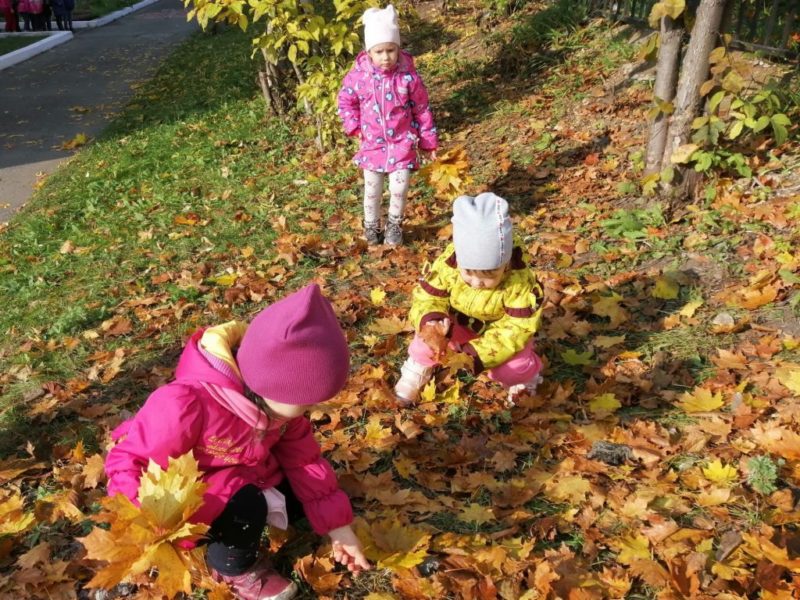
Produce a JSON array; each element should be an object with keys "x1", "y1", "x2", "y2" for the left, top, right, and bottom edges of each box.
[
  {"x1": 506, "y1": 375, "x2": 543, "y2": 407},
  {"x1": 212, "y1": 557, "x2": 298, "y2": 600}
]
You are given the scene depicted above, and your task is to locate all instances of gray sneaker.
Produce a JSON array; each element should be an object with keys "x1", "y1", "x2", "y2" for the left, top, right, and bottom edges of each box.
[
  {"x1": 384, "y1": 217, "x2": 403, "y2": 246},
  {"x1": 364, "y1": 220, "x2": 381, "y2": 245}
]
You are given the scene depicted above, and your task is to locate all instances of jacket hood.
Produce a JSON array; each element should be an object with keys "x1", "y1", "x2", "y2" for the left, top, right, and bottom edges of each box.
[
  {"x1": 174, "y1": 322, "x2": 247, "y2": 391},
  {"x1": 355, "y1": 49, "x2": 417, "y2": 75}
]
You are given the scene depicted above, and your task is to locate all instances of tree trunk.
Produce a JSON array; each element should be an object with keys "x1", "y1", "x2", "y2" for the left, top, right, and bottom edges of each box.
[
  {"x1": 734, "y1": 0, "x2": 744, "y2": 37},
  {"x1": 258, "y1": 48, "x2": 285, "y2": 118},
  {"x1": 661, "y1": 0, "x2": 727, "y2": 199},
  {"x1": 719, "y1": 0, "x2": 735, "y2": 35},
  {"x1": 645, "y1": 16, "x2": 683, "y2": 175},
  {"x1": 780, "y1": 3, "x2": 797, "y2": 49},
  {"x1": 291, "y1": 62, "x2": 313, "y2": 117},
  {"x1": 762, "y1": 0, "x2": 781, "y2": 45}
]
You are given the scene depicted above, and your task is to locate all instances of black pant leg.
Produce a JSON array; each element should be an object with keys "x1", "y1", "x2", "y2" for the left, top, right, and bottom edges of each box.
[
  {"x1": 275, "y1": 479, "x2": 307, "y2": 524},
  {"x1": 206, "y1": 484, "x2": 268, "y2": 576}
]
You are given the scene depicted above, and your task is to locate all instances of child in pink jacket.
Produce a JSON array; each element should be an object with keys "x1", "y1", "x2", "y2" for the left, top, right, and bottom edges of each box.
[
  {"x1": 105, "y1": 284, "x2": 370, "y2": 600},
  {"x1": 337, "y1": 4, "x2": 438, "y2": 247}
]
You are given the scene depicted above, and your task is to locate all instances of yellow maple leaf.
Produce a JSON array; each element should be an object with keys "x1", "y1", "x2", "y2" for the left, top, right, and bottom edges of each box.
[
  {"x1": 561, "y1": 348, "x2": 594, "y2": 366},
  {"x1": 368, "y1": 316, "x2": 410, "y2": 336},
  {"x1": 459, "y1": 503, "x2": 494, "y2": 525},
  {"x1": 418, "y1": 146, "x2": 472, "y2": 199},
  {"x1": 79, "y1": 452, "x2": 209, "y2": 597},
  {"x1": 592, "y1": 292, "x2": 628, "y2": 327},
  {"x1": 362, "y1": 416, "x2": 396, "y2": 450},
  {"x1": 0, "y1": 489, "x2": 35, "y2": 535},
  {"x1": 437, "y1": 380, "x2": 462, "y2": 404},
  {"x1": 652, "y1": 275, "x2": 680, "y2": 299},
  {"x1": 679, "y1": 298, "x2": 704, "y2": 318},
  {"x1": 357, "y1": 518, "x2": 431, "y2": 571},
  {"x1": 370, "y1": 288, "x2": 386, "y2": 306},
  {"x1": 593, "y1": 335, "x2": 626, "y2": 348},
  {"x1": 589, "y1": 393, "x2": 621, "y2": 415},
  {"x1": 775, "y1": 365, "x2": 800, "y2": 395},
  {"x1": 616, "y1": 534, "x2": 651, "y2": 565},
  {"x1": 419, "y1": 380, "x2": 436, "y2": 403},
  {"x1": 545, "y1": 475, "x2": 591, "y2": 504},
  {"x1": 702, "y1": 459, "x2": 738, "y2": 485},
  {"x1": 209, "y1": 273, "x2": 238, "y2": 287},
  {"x1": 677, "y1": 387, "x2": 724, "y2": 413}
]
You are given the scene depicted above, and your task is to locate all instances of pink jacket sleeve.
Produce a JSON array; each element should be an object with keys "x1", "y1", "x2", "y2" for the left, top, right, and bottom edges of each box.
[
  {"x1": 270, "y1": 417, "x2": 353, "y2": 535},
  {"x1": 410, "y1": 75, "x2": 438, "y2": 151},
  {"x1": 337, "y1": 66, "x2": 362, "y2": 137},
  {"x1": 105, "y1": 385, "x2": 203, "y2": 503}
]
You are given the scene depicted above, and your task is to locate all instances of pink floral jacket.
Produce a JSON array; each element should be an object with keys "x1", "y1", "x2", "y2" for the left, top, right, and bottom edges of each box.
[{"x1": 338, "y1": 50, "x2": 438, "y2": 173}]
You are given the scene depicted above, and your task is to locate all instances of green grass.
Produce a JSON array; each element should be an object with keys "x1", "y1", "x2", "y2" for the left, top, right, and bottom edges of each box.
[
  {"x1": 0, "y1": 26, "x2": 360, "y2": 434},
  {"x1": 73, "y1": 0, "x2": 136, "y2": 20},
  {"x1": 0, "y1": 36, "x2": 46, "y2": 55}
]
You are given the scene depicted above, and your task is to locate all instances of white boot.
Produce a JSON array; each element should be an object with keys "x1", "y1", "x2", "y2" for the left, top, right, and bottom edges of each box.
[
  {"x1": 394, "y1": 357, "x2": 433, "y2": 405},
  {"x1": 506, "y1": 375, "x2": 543, "y2": 407}
]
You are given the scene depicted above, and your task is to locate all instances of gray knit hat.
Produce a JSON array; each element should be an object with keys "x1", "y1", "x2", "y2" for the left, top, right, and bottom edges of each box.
[{"x1": 451, "y1": 192, "x2": 513, "y2": 270}]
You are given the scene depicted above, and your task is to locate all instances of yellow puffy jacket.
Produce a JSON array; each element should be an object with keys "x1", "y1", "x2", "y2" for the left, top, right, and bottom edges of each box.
[{"x1": 409, "y1": 243, "x2": 543, "y2": 372}]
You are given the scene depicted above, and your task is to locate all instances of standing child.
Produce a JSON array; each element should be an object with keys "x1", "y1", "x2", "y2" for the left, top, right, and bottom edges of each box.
[
  {"x1": 394, "y1": 193, "x2": 545, "y2": 406},
  {"x1": 337, "y1": 4, "x2": 438, "y2": 247},
  {"x1": 50, "y1": 0, "x2": 73, "y2": 31},
  {"x1": 105, "y1": 284, "x2": 370, "y2": 600},
  {"x1": 1, "y1": 0, "x2": 19, "y2": 31}
]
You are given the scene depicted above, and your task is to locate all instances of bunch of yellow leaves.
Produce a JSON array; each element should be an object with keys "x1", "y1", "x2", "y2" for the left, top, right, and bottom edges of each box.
[
  {"x1": 79, "y1": 452, "x2": 211, "y2": 599},
  {"x1": 419, "y1": 146, "x2": 472, "y2": 199}
]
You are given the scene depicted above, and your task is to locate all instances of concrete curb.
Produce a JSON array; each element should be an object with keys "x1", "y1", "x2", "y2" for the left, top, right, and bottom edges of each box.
[
  {"x1": 73, "y1": 0, "x2": 162, "y2": 28},
  {"x1": 0, "y1": 30, "x2": 72, "y2": 71},
  {"x1": 0, "y1": 0, "x2": 163, "y2": 33}
]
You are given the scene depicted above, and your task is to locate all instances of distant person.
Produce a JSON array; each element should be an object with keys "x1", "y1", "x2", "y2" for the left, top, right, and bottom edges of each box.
[
  {"x1": 337, "y1": 4, "x2": 438, "y2": 247},
  {"x1": 1, "y1": 0, "x2": 20, "y2": 31},
  {"x1": 17, "y1": 0, "x2": 43, "y2": 30},
  {"x1": 1, "y1": 0, "x2": 18, "y2": 30},
  {"x1": 41, "y1": 0, "x2": 51, "y2": 29},
  {"x1": 50, "y1": 0, "x2": 73, "y2": 30}
]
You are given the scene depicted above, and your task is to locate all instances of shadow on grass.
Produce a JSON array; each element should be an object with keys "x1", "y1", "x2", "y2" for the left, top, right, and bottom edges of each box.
[
  {"x1": 404, "y1": 9, "x2": 459, "y2": 56},
  {"x1": 489, "y1": 134, "x2": 612, "y2": 213},
  {"x1": 0, "y1": 343, "x2": 183, "y2": 459},
  {"x1": 436, "y1": 0, "x2": 593, "y2": 133},
  {"x1": 103, "y1": 25, "x2": 260, "y2": 139}
]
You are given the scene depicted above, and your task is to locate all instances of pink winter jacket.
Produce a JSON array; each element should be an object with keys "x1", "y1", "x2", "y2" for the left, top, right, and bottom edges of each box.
[
  {"x1": 17, "y1": 0, "x2": 44, "y2": 13},
  {"x1": 104, "y1": 326, "x2": 353, "y2": 536},
  {"x1": 338, "y1": 50, "x2": 438, "y2": 173}
]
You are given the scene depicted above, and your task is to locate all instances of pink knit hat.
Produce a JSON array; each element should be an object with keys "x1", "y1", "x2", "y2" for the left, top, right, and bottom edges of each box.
[{"x1": 238, "y1": 284, "x2": 350, "y2": 405}]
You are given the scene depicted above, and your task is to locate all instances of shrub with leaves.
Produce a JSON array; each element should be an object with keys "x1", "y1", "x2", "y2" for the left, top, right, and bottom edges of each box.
[
  {"x1": 183, "y1": 0, "x2": 377, "y2": 147},
  {"x1": 677, "y1": 45, "x2": 794, "y2": 178}
]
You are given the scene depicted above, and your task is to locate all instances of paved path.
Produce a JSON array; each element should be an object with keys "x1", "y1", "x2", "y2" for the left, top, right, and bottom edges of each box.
[{"x1": 0, "y1": 0, "x2": 198, "y2": 223}]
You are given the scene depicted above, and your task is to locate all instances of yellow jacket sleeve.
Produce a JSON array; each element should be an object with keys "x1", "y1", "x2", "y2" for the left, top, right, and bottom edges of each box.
[
  {"x1": 464, "y1": 271, "x2": 543, "y2": 371},
  {"x1": 409, "y1": 247, "x2": 458, "y2": 330}
]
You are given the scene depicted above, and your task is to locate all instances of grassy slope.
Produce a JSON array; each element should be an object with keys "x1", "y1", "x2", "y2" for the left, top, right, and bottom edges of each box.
[
  {"x1": 0, "y1": 36, "x2": 46, "y2": 55},
  {"x1": 1, "y1": 1, "x2": 800, "y2": 598}
]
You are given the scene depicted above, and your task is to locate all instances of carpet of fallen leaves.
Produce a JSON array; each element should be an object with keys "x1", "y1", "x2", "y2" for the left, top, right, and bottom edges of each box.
[{"x1": 1, "y1": 1, "x2": 800, "y2": 599}]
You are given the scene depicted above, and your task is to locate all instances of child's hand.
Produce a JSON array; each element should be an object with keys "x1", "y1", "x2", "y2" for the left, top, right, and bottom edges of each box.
[
  {"x1": 421, "y1": 149, "x2": 437, "y2": 162},
  {"x1": 329, "y1": 525, "x2": 371, "y2": 574},
  {"x1": 424, "y1": 318, "x2": 450, "y2": 337},
  {"x1": 420, "y1": 318, "x2": 450, "y2": 359}
]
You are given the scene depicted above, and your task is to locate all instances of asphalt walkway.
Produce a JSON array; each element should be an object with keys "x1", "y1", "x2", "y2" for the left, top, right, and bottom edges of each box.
[{"x1": 0, "y1": 0, "x2": 198, "y2": 223}]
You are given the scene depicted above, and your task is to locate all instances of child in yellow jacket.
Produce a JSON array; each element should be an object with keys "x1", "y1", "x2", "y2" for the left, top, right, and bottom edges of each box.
[{"x1": 395, "y1": 192, "x2": 544, "y2": 406}]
